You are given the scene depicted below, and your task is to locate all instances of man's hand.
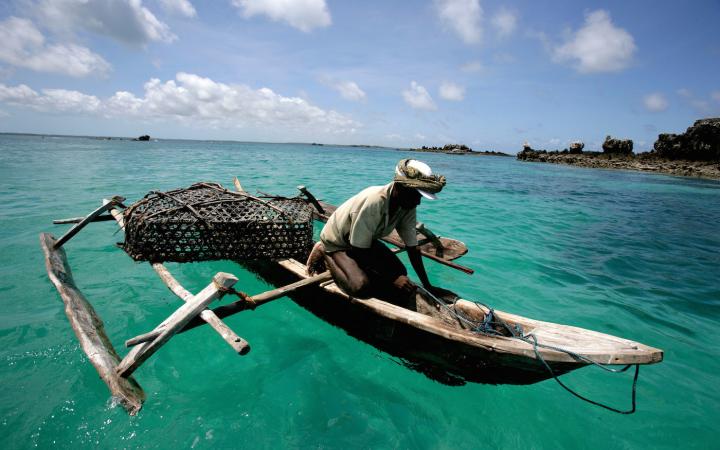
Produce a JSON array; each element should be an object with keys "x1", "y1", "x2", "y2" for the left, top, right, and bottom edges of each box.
[{"x1": 393, "y1": 275, "x2": 417, "y2": 294}]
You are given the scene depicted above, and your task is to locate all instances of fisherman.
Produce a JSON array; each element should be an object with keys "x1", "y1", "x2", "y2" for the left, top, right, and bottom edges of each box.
[{"x1": 307, "y1": 159, "x2": 453, "y2": 305}]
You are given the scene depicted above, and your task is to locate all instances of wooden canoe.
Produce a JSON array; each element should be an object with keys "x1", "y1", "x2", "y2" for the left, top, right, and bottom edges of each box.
[{"x1": 244, "y1": 257, "x2": 663, "y2": 385}]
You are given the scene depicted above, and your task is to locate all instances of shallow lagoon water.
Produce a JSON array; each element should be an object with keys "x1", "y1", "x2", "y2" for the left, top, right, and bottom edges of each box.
[{"x1": 1, "y1": 134, "x2": 719, "y2": 448}]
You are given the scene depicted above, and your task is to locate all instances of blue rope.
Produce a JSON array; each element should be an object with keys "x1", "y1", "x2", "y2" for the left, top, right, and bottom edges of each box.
[{"x1": 418, "y1": 287, "x2": 640, "y2": 414}]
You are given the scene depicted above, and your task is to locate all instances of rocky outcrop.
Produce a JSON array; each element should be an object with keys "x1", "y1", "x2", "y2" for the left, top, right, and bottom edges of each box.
[
  {"x1": 135, "y1": 135, "x2": 150, "y2": 141},
  {"x1": 602, "y1": 136, "x2": 633, "y2": 155},
  {"x1": 569, "y1": 141, "x2": 584, "y2": 154},
  {"x1": 413, "y1": 144, "x2": 472, "y2": 154},
  {"x1": 516, "y1": 150, "x2": 720, "y2": 179},
  {"x1": 653, "y1": 118, "x2": 720, "y2": 161}
]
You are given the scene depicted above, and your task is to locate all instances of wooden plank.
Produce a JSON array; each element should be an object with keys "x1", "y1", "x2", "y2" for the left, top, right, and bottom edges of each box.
[
  {"x1": 54, "y1": 196, "x2": 125, "y2": 248},
  {"x1": 53, "y1": 215, "x2": 116, "y2": 224},
  {"x1": 116, "y1": 272, "x2": 239, "y2": 378},
  {"x1": 40, "y1": 232, "x2": 145, "y2": 415},
  {"x1": 106, "y1": 202, "x2": 250, "y2": 355}
]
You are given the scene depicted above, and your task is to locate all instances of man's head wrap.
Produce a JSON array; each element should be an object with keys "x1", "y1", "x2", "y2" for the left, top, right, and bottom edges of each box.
[{"x1": 393, "y1": 159, "x2": 446, "y2": 199}]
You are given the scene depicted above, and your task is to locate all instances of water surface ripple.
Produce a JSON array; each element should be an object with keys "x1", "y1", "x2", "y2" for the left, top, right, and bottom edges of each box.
[{"x1": 1, "y1": 135, "x2": 719, "y2": 448}]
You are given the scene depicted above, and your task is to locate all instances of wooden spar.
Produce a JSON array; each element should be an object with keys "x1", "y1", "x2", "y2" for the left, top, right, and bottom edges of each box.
[
  {"x1": 129, "y1": 271, "x2": 334, "y2": 343},
  {"x1": 297, "y1": 185, "x2": 325, "y2": 214},
  {"x1": 116, "y1": 272, "x2": 239, "y2": 378},
  {"x1": 105, "y1": 201, "x2": 250, "y2": 355},
  {"x1": 233, "y1": 177, "x2": 244, "y2": 193},
  {"x1": 151, "y1": 263, "x2": 250, "y2": 354},
  {"x1": 53, "y1": 196, "x2": 125, "y2": 249},
  {"x1": 39, "y1": 232, "x2": 145, "y2": 415},
  {"x1": 53, "y1": 215, "x2": 116, "y2": 224}
]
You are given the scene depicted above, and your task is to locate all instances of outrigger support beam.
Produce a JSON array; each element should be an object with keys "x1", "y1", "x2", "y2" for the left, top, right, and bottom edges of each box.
[
  {"x1": 104, "y1": 201, "x2": 252, "y2": 356},
  {"x1": 40, "y1": 232, "x2": 146, "y2": 415},
  {"x1": 53, "y1": 196, "x2": 125, "y2": 249},
  {"x1": 116, "y1": 272, "x2": 239, "y2": 378}
]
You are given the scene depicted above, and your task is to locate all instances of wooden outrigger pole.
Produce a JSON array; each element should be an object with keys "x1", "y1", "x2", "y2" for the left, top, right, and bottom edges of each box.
[{"x1": 42, "y1": 194, "x2": 333, "y2": 414}]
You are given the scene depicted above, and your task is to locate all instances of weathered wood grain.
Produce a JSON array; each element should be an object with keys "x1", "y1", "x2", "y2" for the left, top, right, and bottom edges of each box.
[
  {"x1": 116, "y1": 272, "x2": 238, "y2": 378},
  {"x1": 40, "y1": 232, "x2": 145, "y2": 415}
]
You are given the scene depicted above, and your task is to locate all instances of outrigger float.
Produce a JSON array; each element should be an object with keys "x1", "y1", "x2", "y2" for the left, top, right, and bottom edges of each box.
[{"x1": 41, "y1": 178, "x2": 662, "y2": 415}]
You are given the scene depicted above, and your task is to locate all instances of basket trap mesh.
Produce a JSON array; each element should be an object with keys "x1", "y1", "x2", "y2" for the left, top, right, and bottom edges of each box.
[{"x1": 122, "y1": 182, "x2": 313, "y2": 262}]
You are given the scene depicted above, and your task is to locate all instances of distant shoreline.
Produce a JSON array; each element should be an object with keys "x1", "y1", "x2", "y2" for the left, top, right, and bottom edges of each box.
[{"x1": 517, "y1": 150, "x2": 720, "y2": 180}]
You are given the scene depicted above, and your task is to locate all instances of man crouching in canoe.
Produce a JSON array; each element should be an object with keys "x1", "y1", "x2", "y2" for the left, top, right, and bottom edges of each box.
[{"x1": 307, "y1": 159, "x2": 452, "y2": 306}]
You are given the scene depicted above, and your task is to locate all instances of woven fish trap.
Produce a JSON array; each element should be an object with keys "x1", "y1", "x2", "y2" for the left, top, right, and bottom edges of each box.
[{"x1": 122, "y1": 182, "x2": 314, "y2": 263}]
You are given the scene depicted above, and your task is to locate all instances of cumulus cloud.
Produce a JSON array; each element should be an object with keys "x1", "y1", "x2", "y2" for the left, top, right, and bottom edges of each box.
[
  {"x1": 330, "y1": 81, "x2": 366, "y2": 102},
  {"x1": 553, "y1": 10, "x2": 636, "y2": 73},
  {"x1": 435, "y1": 0, "x2": 482, "y2": 44},
  {"x1": 643, "y1": 93, "x2": 668, "y2": 112},
  {"x1": 0, "y1": 17, "x2": 110, "y2": 77},
  {"x1": 439, "y1": 82, "x2": 465, "y2": 101},
  {"x1": 0, "y1": 73, "x2": 358, "y2": 133},
  {"x1": 0, "y1": 83, "x2": 101, "y2": 112},
  {"x1": 232, "y1": 0, "x2": 331, "y2": 32},
  {"x1": 491, "y1": 8, "x2": 517, "y2": 38},
  {"x1": 402, "y1": 81, "x2": 436, "y2": 110},
  {"x1": 35, "y1": 0, "x2": 176, "y2": 46},
  {"x1": 160, "y1": 0, "x2": 196, "y2": 18}
]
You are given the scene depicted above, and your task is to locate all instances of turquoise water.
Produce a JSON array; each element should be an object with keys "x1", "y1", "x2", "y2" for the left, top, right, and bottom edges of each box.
[{"x1": 1, "y1": 134, "x2": 719, "y2": 448}]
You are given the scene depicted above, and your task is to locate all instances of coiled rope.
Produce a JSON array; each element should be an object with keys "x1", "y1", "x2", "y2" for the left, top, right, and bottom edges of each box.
[{"x1": 417, "y1": 286, "x2": 640, "y2": 414}]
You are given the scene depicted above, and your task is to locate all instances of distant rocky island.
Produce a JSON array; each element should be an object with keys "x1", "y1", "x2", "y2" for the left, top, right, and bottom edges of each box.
[
  {"x1": 411, "y1": 144, "x2": 511, "y2": 156},
  {"x1": 517, "y1": 118, "x2": 720, "y2": 179}
]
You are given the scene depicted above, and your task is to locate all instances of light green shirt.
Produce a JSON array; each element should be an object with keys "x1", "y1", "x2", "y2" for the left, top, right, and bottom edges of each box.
[{"x1": 320, "y1": 183, "x2": 418, "y2": 253}]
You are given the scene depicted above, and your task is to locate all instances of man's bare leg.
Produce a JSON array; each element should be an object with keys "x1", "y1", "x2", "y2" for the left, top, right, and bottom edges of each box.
[{"x1": 324, "y1": 251, "x2": 371, "y2": 297}]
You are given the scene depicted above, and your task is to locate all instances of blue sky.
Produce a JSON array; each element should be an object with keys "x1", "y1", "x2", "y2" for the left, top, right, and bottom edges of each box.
[{"x1": 0, "y1": 0, "x2": 719, "y2": 151}]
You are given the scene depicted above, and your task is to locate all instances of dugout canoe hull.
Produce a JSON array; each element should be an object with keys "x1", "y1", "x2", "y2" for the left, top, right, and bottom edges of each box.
[{"x1": 245, "y1": 258, "x2": 663, "y2": 385}]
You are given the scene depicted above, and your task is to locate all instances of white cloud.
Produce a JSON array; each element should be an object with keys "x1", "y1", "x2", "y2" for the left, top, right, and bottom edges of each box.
[
  {"x1": 435, "y1": 0, "x2": 482, "y2": 45},
  {"x1": 675, "y1": 88, "x2": 720, "y2": 114},
  {"x1": 439, "y1": 81, "x2": 465, "y2": 101},
  {"x1": 460, "y1": 60, "x2": 483, "y2": 73},
  {"x1": 553, "y1": 10, "x2": 636, "y2": 74},
  {"x1": 35, "y1": 0, "x2": 176, "y2": 46},
  {"x1": 0, "y1": 83, "x2": 101, "y2": 112},
  {"x1": 643, "y1": 93, "x2": 668, "y2": 112},
  {"x1": 0, "y1": 73, "x2": 359, "y2": 134},
  {"x1": 0, "y1": 109, "x2": 9, "y2": 117},
  {"x1": 160, "y1": 0, "x2": 196, "y2": 18},
  {"x1": 491, "y1": 8, "x2": 517, "y2": 38},
  {"x1": 0, "y1": 17, "x2": 110, "y2": 77},
  {"x1": 330, "y1": 80, "x2": 366, "y2": 101},
  {"x1": 402, "y1": 81, "x2": 436, "y2": 110},
  {"x1": 232, "y1": 0, "x2": 331, "y2": 32}
]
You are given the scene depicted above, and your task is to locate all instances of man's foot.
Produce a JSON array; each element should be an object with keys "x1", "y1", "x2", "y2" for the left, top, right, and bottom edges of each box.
[{"x1": 306, "y1": 241, "x2": 327, "y2": 275}]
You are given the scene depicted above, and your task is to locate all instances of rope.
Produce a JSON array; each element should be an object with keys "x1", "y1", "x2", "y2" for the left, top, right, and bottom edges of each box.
[
  {"x1": 218, "y1": 286, "x2": 257, "y2": 310},
  {"x1": 417, "y1": 286, "x2": 640, "y2": 414}
]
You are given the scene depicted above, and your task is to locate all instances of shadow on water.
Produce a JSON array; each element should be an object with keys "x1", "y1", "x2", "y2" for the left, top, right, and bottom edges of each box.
[{"x1": 238, "y1": 260, "x2": 561, "y2": 387}]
